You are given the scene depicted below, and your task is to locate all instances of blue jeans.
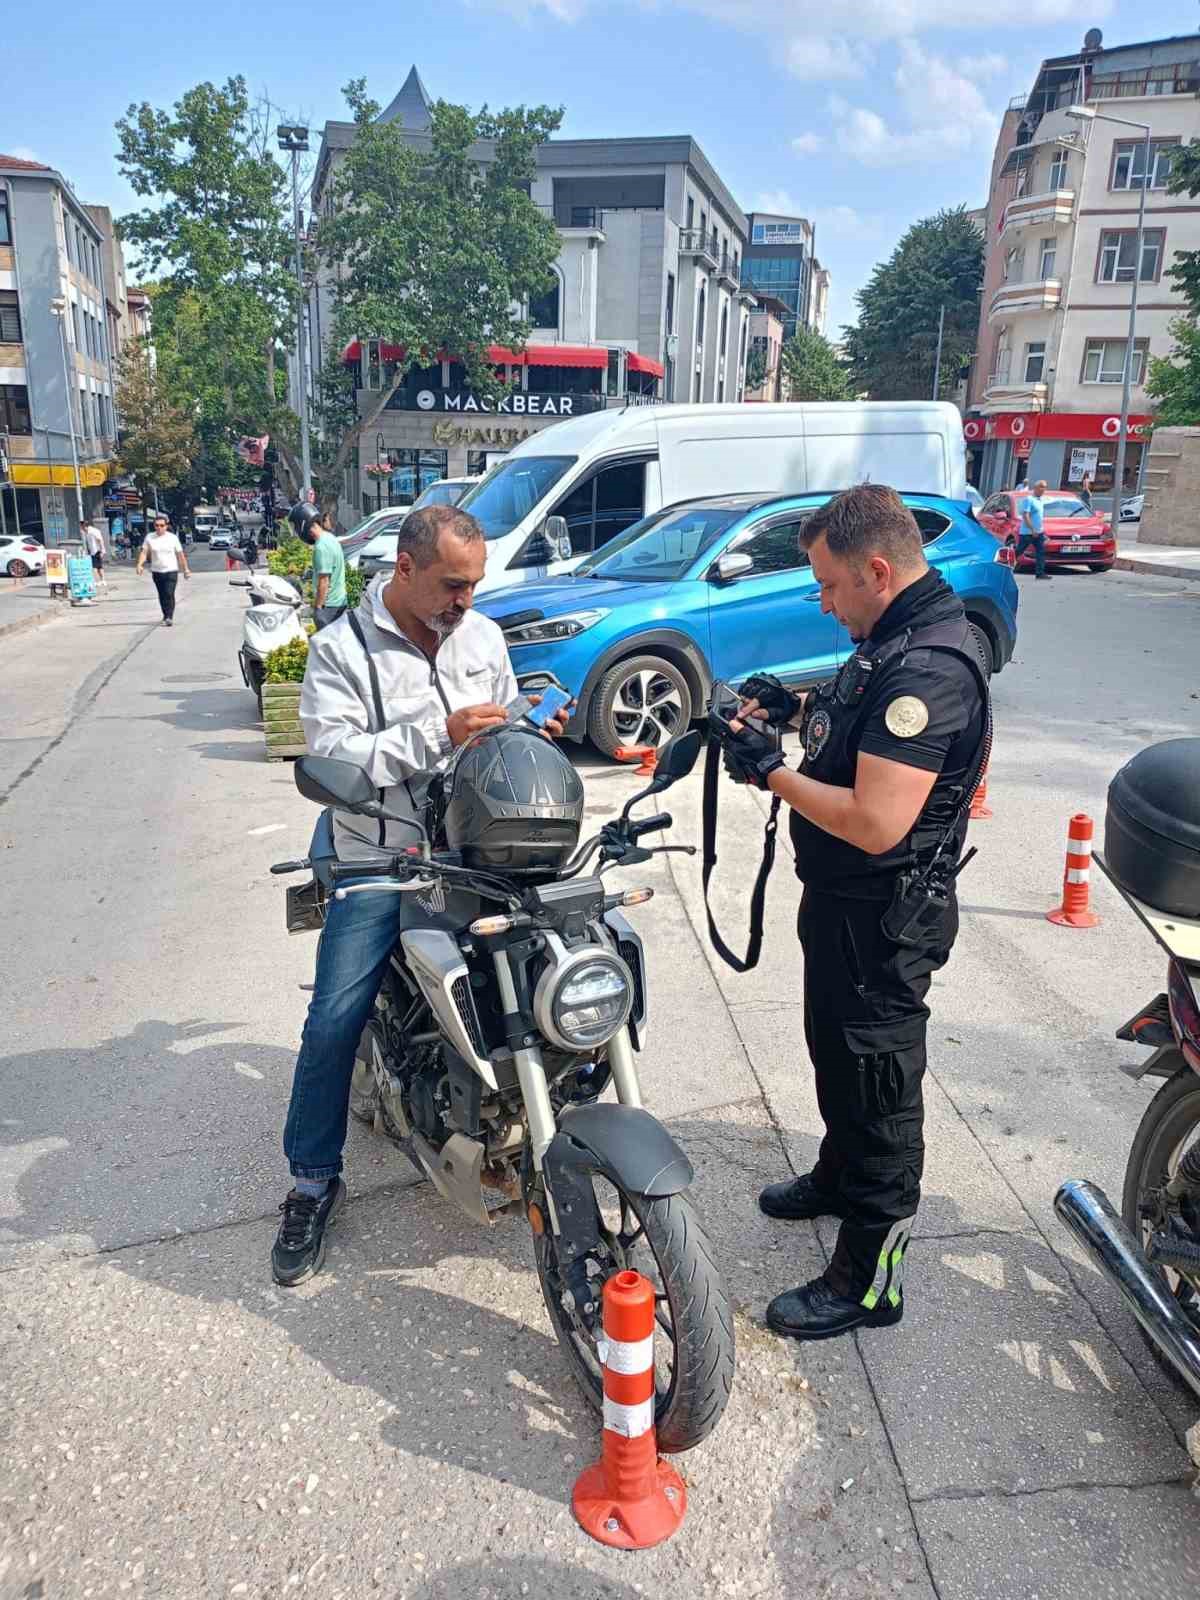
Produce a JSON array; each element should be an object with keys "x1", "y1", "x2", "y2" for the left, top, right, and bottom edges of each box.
[
  {"x1": 1014, "y1": 530, "x2": 1046, "y2": 577},
  {"x1": 283, "y1": 881, "x2": 409, "y2": 1180}
]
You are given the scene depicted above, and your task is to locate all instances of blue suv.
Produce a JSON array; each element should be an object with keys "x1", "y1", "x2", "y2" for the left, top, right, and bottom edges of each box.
[{"x1": 477, "y1": 492, "x2": 1018, "y2": 757}]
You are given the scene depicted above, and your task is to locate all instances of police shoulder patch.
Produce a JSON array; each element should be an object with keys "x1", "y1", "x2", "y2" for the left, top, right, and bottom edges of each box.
[{"x1": 884, "y1": 695, "x2": 929, "y2": 738}]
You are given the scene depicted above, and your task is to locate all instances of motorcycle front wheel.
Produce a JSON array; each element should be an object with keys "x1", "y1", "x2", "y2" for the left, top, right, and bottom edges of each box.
[
  {"x1": 528, "y1": 1173, "x2": 735, "y2": 1453},
  {"x1": 1120, "y1": 1060, "x2": 1200, "y2": 1388}
]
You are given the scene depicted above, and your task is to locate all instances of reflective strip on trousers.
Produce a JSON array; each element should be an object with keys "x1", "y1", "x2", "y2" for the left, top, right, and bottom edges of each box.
[{"x1": 861, "y1": 1219, "x2": 913, "y2": 1310}]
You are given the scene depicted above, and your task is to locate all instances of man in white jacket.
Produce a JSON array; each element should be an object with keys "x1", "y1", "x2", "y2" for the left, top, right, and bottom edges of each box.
[{"x1": 273, "y1": 503, "x2": 567, "y2": 1285}]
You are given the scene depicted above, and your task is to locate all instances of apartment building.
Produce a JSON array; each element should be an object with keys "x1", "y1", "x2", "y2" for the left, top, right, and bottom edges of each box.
[
  {"x1": 744, "y1": 294, "x2": 791, "y2": 402},
  {"x1": 1, "y1": 155, "x2": 118, "y2": 537},
  {"x1": 306, "y1": 68, "x2": 755, "y2": 520},
  {"x1": 966, "y1": 30, "x2": 1200, "y2": 500}
]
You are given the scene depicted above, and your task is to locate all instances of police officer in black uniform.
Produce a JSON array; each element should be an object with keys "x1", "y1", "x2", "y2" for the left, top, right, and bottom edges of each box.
[{"x1": 720, "y1": 484, "x2": 989, "y2": 1341}]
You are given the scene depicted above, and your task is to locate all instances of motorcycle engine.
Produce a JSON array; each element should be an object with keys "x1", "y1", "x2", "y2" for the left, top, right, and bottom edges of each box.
[{"x1": 406, "y1": 1058, "x2": 449, "y2": 1143}]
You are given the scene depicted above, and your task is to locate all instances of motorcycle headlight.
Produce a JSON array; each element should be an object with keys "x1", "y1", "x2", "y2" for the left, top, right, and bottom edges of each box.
[
  {"x1": 504, "y1": 609, "x2": 608, "y2": 647},
  {"x1": 534, "y1": 948, "x2": 633, "y2": 1051}
]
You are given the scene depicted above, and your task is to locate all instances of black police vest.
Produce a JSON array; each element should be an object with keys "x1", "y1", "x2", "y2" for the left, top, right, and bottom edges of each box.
[{"x1": 790, "y1": 613, "x2": 987, "y2": 898}]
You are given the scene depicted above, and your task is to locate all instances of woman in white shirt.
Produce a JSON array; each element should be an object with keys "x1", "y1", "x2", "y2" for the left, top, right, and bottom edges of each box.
[{"x1": 135, "y1": 515, "x2": 191, "y2": 626}]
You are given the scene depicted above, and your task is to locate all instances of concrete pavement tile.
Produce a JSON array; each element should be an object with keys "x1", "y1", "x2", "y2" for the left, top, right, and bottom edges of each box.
[
  {"x1": 913, "y1": 1483, "x2": 1200, "y2": 1600},
  {"x1": 859, "y1": 1230, "x2": 1191, "y2": 1501},
  {"x1": 0, "y1": 1103, "x2": 934, "y2": 1600}
]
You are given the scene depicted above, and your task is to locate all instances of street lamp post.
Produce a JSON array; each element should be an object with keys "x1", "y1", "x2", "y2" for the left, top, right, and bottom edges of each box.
[
  {"x1": 277, "y1": 125, "x2": 312, "y2": 498},
  {"x1": 49, "y1": 297, "x2": 84, "y2": 538},
  {"x1": 1067, "y1": 105, "x2": 1152, "y2": 516}
]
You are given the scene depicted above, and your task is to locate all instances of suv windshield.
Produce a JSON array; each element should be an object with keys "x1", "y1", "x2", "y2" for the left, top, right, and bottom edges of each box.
[
  {"x1": 457, "y1": 456, "x2": 575, "y2": 540},
  {"x1": 577, "y1": 501, "x2": 755, "y2": 583}
]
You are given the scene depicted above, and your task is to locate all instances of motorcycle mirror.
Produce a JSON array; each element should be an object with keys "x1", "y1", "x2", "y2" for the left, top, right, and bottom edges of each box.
[
  {"x1": 294, "y1": 756, "x2": 380, "y2": 813},
  {"x1": 654, "y1": 729, "x2": 701, "y2": 783}
]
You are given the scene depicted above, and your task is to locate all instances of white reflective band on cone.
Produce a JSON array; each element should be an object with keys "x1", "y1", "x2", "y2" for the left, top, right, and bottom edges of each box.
[
  {"x1": 603, "y1": 1396, "x2": 654, "y2": 1439},
  {"x1": 598, "y1": 1334, "x2": 654, "y2": 1376},
  {"x1": 1067, "y1": 838, "x2": 1092, "y2": 856},
  {"x1": 1066, "y1": 867, "x2": 1090, "y2": 884}
]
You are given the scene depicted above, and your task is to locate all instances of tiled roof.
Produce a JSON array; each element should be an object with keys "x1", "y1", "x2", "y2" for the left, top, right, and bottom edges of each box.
[{"x1": 0, "y1": 154, "x2": 52, "y2": 171}]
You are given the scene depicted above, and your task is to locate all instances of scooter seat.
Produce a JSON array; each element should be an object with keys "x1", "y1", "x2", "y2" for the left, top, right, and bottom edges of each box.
[{"x1": 309, "y1": 809, "x2": 338, "y2": 891}]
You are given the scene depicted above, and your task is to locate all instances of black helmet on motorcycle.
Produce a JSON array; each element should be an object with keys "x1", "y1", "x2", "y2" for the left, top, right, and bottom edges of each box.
[
  {"x1": 441, "y1": 725, "x2": 584, "y2": 873},
  {"x1": 288, "y1": 501, "x2": 322, "y2": 545}
]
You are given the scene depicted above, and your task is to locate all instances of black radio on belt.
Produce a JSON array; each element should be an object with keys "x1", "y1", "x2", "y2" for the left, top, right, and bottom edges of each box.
[{"x1": 881, "y1": 847, "x2": 978, "y2": 947}]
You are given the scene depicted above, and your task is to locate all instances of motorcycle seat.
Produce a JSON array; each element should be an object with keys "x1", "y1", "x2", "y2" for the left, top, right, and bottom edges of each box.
[{"x1": 308, "y1": 809, "x2": 338, "y2": 891}]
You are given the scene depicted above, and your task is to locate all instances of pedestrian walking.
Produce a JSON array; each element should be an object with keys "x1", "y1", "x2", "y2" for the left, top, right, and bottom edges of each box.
[
  {"x1": 1013, "y1": 478, "x2": 1051, "y2": 580},
  {"x1": 293, "y1": 504, "x2": 348, "y2": 630},
  {"x1": 80, "y1": 517, "x2": 107, "y2": 593},
  {"x1": 1079, "y1": 474, "x2": 1093, "y2": 511},
  {"x1": 135, "y1": 514, "x2": 191, "y2": 625}
]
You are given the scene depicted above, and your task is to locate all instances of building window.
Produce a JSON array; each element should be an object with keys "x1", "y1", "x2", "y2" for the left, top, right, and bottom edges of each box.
[
  {"x1": 0, "y1": 290, "x2": 22, "y2": 343},
  {"x1": 71, "y1": 303, "x2": 82, "y2": 350},
  {"x1": 686, "y1": 196, "x2": 694, "y2": 231},
  {"x1": 529, "y1": 274, "x2": 560, "y2": 331},
  {"x1": 1023, "y1": 341, "x2": 1046, "y2": 383},
  {"x1": 665, "y1": 271, "x2": 675, "y2": 335},
  {"x1": 0, "y1": 192, "x2": 10, "y2": 245},
  {"x1": 0, "y1": 383, "x2": 32, "y2": 433},
  {"x1": 1111, "y1": 140, "x2": 1175, "y2": 191},
  {"x1": 1003, "y1": 246, "x2": 1025, "y2": 282},
  {"x1": 1048, "y1": 150, "x2": 1069, "y2": 191},
  {"x1": 1082, "y1": 337, "x2": 1149, "y2": 385},
  {"x1": 1093, "y1": 63, "x2": 1200, "y2": 100},
  {"x1": 1039, "y1": 238, "x2": 1057, "y2": 279},
  {"x1": 699, "y1": 210, "x2": 707, "y2": 248},
  {"x1": 1097, "y1": 228, "x2": 1165, "y2": 284},
  {"x1": 386, "y1": 448, "x2": 448, "y2": 506}
]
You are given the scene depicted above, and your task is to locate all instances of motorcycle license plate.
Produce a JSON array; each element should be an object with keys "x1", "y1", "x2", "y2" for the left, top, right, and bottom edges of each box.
[{"x1": 1061, "y1": 544, "x2": 1092, "y2": 555}]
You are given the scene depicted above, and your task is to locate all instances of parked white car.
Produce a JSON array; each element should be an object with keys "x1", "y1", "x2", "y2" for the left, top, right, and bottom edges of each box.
[
  {"x1": 0, "y1": 534, "x2": 47, "y2": 577},
  {"x1": 1120, "y1": 494, "x2": 1144, "y2": 523}
]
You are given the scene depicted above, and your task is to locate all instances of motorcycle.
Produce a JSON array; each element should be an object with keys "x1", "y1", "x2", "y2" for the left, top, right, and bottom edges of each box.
[
  {"x1": 271, "y1": 730, "x2": 735, "y2": 1452},
  {"x1": 230, "y1": 564, "x2": 308, "y2": 711},
  {"x1": 1055, "y1": 742, "x2": 1200, "y2": 1403}
]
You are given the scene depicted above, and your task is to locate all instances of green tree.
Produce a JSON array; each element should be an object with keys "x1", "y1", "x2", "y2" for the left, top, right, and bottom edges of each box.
[
  {"x1": 315, "y1": 82, "x2": 564, "y2": 488},
  {"x1": 843, "y1": 207, "x2": 983, "y2": 401},
  {"x1": 115, "y1": 79, "x2": 302, "y2": 493},
  {"x1": 744, "y1": 345, "x2": 769, "y2": 394},
  {"x1": 114, "y1": 345, "x2": 198, "y2": 498},
  {"x1": 1145, "y1": 139, "x2": 1200, "y2": 425},
  {"x1": 780, "y1": 326, "x2": 851, "y2": 402}
]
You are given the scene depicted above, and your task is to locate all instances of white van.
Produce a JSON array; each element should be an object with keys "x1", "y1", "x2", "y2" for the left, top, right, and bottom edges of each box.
[{"x1": 462, "y1": 401, "x2": 969, "y2": 594}]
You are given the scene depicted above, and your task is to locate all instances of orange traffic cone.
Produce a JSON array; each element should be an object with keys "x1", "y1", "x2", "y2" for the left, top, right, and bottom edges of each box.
[
  {"x1": 1047, "y1": 813, "x2": 1101, "y2": 929},
  {"x1": 572, "y1": 1270, "x2": 686, "y2": 1550},
  {"x1": 969, "y1": 761, "x2": 993, "y2": 821},
  {"x1": 615, "y1": 745, "x2": 658, "y2": 779}
]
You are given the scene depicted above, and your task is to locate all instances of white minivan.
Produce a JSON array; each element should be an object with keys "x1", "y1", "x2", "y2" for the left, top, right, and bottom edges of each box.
[{"x1": 462, "y1": 401, "x2": 969, "y2": 594}]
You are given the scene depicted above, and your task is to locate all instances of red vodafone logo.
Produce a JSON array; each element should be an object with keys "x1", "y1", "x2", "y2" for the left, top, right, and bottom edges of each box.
[
  {"x1": 1101, "y1": 416, "x2": 1121, "y2": 439},
  {"x1": 964, "y1": 420, "x2": 984, "y2": 441}
]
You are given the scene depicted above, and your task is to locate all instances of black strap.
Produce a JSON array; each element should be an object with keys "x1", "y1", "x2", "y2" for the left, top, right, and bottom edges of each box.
[
  {"x1": 346, "y1": 609, "x2": 388, "y2": 848},
  {"x1": 701, "y1": 732, "x2": 781, "y2": 972}
]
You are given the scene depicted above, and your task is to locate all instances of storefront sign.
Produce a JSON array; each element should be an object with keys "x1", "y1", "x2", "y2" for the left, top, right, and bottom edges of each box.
[
  {"x1": 396, "y1": 385, "x2": 603, "y2": 417},
  {"x1": 432, "y1": 421, "x2": 536, "y2": 448},
  {"x1": 67, "y1": 555, "x2": 95, "y2": 602},
  {"x1": 1068, "y1": 447, "x2": 1099, "y2": 482},
  {"x1": 964, "y1": 412, "x2": 1151, "y2": 443},
  {"x1": 44, "y1": 548, "x2": 68, "y2": 587}
]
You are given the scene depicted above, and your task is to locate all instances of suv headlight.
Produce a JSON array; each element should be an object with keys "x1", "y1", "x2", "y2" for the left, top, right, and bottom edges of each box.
[
  {"x1": 534, "y1": 948, "x2": 633, "y2": 1050},
  {"x1": 504, "y1": 609, "x2": 608, "y2": 646}
]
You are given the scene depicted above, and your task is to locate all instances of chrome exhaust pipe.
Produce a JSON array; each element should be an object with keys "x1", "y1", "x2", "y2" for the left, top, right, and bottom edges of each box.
[{"x1": 1054, "y1": 1178, "x2": 1200, "y2": 1401}]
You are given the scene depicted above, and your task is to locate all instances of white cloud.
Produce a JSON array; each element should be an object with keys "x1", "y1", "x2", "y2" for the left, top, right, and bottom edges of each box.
[
  {"x1": 791, "y1": 132, "x2": 826, "y2": 156},
  {"x1": 809, "y1": 204, "x2": 885, "y2": 242},
  {"x1": 7, "y1": 145, "x2": 41, "y2": 163},
  {"x1": 827, "y1": 41, "x2": 999, "y2": 167},
  {"x1": 753, "y1": 188, "x2": 800, "y2": 216},
  {"x1": 958, "y1": 51, "x2": 1008, "y2": 82},
  {"x1": 785, "y1": 36, "x2": 866, "y2": 81}
]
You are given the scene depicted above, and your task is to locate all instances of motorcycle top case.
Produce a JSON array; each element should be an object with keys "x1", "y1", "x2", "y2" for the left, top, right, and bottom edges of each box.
[{"x1": 1105, "y1": 737, "x2": 1200, "y2": 919}]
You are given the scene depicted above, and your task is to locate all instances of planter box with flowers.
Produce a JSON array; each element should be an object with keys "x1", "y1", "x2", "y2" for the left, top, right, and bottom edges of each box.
[{"x1": 261, "y1": 634, "x2": 311, "y2": 761}]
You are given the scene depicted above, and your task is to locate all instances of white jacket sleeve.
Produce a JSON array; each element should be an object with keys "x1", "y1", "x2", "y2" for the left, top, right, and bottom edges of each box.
[{"x1": 299, "y1": 633, "x2": 451, "y2": 785}]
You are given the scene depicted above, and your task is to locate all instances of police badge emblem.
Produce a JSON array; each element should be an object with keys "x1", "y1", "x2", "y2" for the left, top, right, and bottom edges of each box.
[
  {"x1": 883, "y1": 695, "x2": 930, "y2": 738},
  {"x1": 805, "y1": 706, "x2": 832, "y2": 760}
]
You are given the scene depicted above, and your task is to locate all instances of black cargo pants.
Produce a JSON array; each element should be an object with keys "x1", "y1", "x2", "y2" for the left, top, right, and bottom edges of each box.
[{"x1": 799, "y1": 886, "x2": 958, "y2": 1306}]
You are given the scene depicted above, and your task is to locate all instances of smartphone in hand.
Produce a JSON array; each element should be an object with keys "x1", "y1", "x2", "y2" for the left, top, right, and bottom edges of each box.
[{"x1": 524, "y1": 684, "x2": 573, "y2": 729}]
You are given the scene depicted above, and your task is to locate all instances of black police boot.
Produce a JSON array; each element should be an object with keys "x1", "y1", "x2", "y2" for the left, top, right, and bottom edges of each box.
[
  {"x1": 766, "y1": 1275, "x2": 904, "y2": 1341},
  {"x1": 272, "y1": 1179, "x2": 346, "y2": 1287},
  {"x1": 758, "y1": 1172, "x2": 848, "y2": 1221}
]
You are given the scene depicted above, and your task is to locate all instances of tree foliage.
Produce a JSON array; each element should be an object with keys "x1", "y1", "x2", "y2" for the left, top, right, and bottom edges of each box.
[
  {"x1": 1146, "y1": 140, "x2": 1200, "y2": 425},
  {"x1": 780, "y1": 327, "x2": 851, "y2": 402},
  {"x1": 115, "y1": 79, "x2": 302, "y2": 493},
  {"x1": 114, "y1": 345, "x2": 198, "y2": 491},
  {"x1": 315, "y1": 82, "x2": 564, "y2": 482},
  {"x1": 843, "y1": 208, "x2": 983, "y2": 401},
  {"x1": 744, "y1": 345, "x2": 769, "y2": 394}
]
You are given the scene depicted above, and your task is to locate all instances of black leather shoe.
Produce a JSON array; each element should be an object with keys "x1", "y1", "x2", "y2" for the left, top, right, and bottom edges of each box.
[
  {"x1": 759, "y1": 1173, "x2": 847, "y2": 1221},
  {"x1": 766, "y1": 1275, "x2": 904, "y2": 1341},
  {"x1": 272, "y1": 1180, "x2": 346, "y2": 1287}
]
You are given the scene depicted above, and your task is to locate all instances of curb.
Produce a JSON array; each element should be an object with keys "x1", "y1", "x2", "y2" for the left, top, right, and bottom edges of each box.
[
  {"x1": 1114, "y1": 555, "x2": 1200, "y2": 582},
  {"x1": 0, "y1": 601, "x2": 64, "y2": 644}
]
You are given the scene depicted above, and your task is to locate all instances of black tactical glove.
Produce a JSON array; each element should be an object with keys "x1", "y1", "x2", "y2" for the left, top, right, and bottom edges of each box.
[
  {"x1": 737, "y1": 672, "x2": 802, "y2": 728},
  {"x1": 721, "y1": 720, "x2": 786, "y2": 790}
]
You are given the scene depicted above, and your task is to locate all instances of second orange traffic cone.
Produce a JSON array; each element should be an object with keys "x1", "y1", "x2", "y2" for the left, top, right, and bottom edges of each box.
[{"x1": 1047, "y1": 813, "x2": 1101, "y2": 929}]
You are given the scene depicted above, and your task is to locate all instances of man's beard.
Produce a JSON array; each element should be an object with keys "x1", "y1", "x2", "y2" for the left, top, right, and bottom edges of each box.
[{"x1": 427, "y1": 609, "x2": 465, "y2": 639}]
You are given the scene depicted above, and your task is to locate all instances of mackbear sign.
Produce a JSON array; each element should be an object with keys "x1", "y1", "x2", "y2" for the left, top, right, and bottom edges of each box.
[{"x1": 401, "y1": 387, "x2": 604, "y2": 417}]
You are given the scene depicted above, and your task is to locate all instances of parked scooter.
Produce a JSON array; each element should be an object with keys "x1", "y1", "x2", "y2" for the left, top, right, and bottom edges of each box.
[
  {"x1": 1055, "y1": 738, "x2": 1200, "y2": 1402},
  {"x1": 230, "y1": 559, "x2": 308, "y2": 711}
]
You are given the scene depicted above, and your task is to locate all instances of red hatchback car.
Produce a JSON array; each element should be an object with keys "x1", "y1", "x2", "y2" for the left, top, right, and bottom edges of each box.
[{"x1": 977, "y1": 490, "x2": 1116, "y2": 573}]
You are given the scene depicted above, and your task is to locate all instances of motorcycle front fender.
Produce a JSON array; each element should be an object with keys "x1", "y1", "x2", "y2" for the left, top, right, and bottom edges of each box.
[{"x1": 549, "y1": 1102, "x2": 693, "y2": 1197}]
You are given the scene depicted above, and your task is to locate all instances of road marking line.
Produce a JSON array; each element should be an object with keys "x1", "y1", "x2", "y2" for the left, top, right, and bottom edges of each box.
[{"x1": 247, "y1": 823, "x2": 287, "y2": 836}]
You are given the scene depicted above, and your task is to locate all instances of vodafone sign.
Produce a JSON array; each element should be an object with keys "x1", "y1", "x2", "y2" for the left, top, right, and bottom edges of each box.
[{"x1": 963, "y1": 412, "x2": 1152, "y2": 443}]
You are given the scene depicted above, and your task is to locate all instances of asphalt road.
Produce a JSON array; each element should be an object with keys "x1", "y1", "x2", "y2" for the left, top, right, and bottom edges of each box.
[{"x1": 1, "y1": 561, "x2": 1198, "y2": 1600}]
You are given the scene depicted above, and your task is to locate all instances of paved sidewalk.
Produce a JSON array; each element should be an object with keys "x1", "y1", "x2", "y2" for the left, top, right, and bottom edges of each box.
[
  {"x1": 0, "y1": 578, "x2": 64, "y2": 641},
  {"x1": 1115, "y1": 538, "x2": 1200, "y2": 581}
]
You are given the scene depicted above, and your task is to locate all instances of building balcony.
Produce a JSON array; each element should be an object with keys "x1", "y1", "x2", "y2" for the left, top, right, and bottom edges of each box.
[
  {"x1": 1000, "y1": 189, "x2": 1075, "y2": 241},
  {"x1": 679, "y1": 230, "x2": 718, "y2": 271},
  {"x1": 981, "y1": 374, "x2": 1049, "y2": 413},
  {"x1": 717, "y1": 252, "x2": 740, "y2": 291},
  {"x1": 988, "y1": 277, "x2": 1062, "y2": 323}
]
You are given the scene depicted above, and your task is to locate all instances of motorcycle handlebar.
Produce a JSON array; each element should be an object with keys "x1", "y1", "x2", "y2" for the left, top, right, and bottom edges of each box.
[{"x1": 631, "y1": 812, "x2": 672, "y2": 839}]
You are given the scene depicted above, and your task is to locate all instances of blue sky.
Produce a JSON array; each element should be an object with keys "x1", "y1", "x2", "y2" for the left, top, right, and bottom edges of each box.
[{"x1": 3, "y1": 1, "x2": 1193, "y2": 333}]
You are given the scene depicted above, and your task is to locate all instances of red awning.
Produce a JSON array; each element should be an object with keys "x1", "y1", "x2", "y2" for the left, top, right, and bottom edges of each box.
[
  {"x1": 626, "y1": 352, "x2": 664, "y2": 379},
  {"x1": 525, "y1": 344, "x2": 608, "y2": 369},
  {"x1": 342, "y1": 340, "x2": 526, "y2": 367}
]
